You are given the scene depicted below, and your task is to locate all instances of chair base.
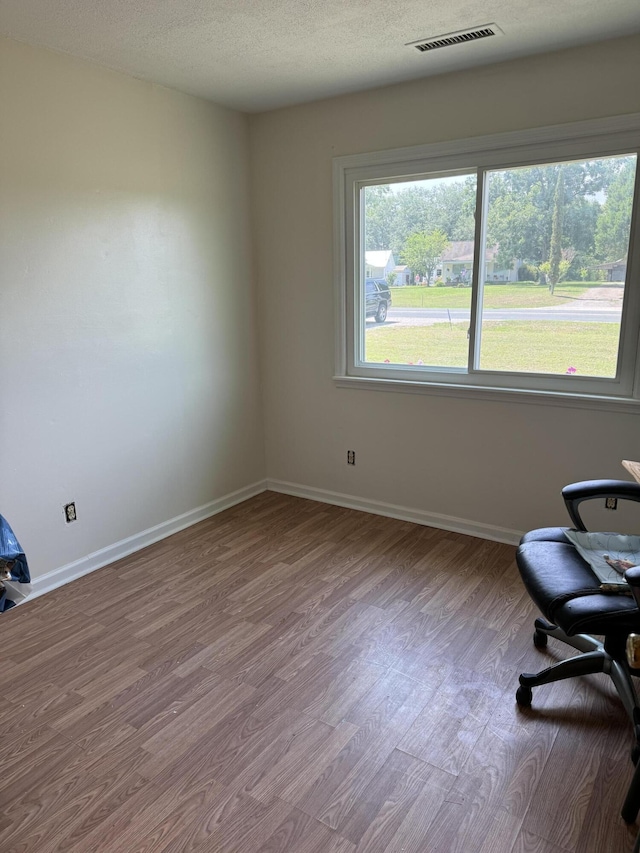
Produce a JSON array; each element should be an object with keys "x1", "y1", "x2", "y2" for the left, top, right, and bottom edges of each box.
[
  {"x1": 517, "y1": 617, "x2": 640, "y2": 823},
  {"x1": 517, "y1": 617, "x2": 640, "y2": 724},
  {"x1": 623, "y1": 755, "x2": 640, "y2": 826}
]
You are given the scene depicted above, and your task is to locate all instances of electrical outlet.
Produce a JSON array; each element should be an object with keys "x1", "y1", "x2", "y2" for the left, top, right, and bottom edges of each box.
[
  {"x1": 605, "y1": 497, "x2": 618, "y2": 510},
  {"x1": 64, "y1": 502, "x2": 77, "y2": 523},
  {"x1": 347, "y1": 450, "x2": 355, "y2": 465}
]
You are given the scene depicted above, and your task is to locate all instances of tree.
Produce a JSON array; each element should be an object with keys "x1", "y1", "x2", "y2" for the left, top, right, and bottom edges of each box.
[
  {"x1": 364, "y1": 185, "x2": 397, "y2": 251},
  {"x1": 487, "y1": 185, "x2": 543, "y2": 270},
  {"x1": 547, "y1": 168, "x2": 564, "y2": 294},
  {"x1": 402, "y1": 230, "x2": 450, "y2": 286},
  {"x1": 595, "y1": 157, "x2": 636, "y2": 261},
  {"x1": 364, "y1": 177, "x2": 476, "y2": 260},
  {"x1": 486, "y1": 159, "x2": 616, "y2": 273}
]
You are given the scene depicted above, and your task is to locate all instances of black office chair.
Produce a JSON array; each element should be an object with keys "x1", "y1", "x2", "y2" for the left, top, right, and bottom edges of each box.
[{"x1": 515, "y1": 479, "x2": 640, "y2": 827}]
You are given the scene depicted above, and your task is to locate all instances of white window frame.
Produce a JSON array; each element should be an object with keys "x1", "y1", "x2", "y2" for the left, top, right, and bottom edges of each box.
[{"x1": 333, "y1": 114, "x2": 640, "y2": 412}]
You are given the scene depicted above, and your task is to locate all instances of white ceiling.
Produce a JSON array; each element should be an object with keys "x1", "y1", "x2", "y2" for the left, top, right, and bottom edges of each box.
[{"x1": 1, "y1": 0, "x2": 639, "y2": 112}]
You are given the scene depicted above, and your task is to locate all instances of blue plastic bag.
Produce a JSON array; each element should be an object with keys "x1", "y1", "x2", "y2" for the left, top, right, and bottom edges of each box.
[{"x1": 0, "y1": 515, "x2": 30, "y2": 612}]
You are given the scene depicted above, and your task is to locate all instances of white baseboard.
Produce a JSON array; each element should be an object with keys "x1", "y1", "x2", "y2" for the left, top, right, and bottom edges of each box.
[
  {"x1": 29, "y1": 480, "x2": 268, "y2": 600},
  {"x1": 26, "y1": 476, "x2": 520, "y2": 605},
  {"x1": 266, "y1": 479, "x2": 522, "y2": 546}
]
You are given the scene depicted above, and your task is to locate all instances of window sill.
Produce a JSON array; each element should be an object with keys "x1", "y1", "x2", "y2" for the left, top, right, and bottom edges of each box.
[{"x1": 333, "y1": 374, "x2": 640, "y2": 414}]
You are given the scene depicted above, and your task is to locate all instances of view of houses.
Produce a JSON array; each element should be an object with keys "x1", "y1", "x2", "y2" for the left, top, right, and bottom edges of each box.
[
  {"x1": 365, "y1": 245, "x2": 523, "y2": 286},
  {"x1": 364, "y1": 155, "x2": 635, "y2": 292}
]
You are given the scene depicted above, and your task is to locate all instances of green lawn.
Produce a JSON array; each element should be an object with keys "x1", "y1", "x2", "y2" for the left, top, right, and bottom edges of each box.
[
  {"x1": 365, "y1": 320, "x2": 619, "y2": 377},
  {"x1": 388, "y1": 282, "x2": 620, "y2": 310}
]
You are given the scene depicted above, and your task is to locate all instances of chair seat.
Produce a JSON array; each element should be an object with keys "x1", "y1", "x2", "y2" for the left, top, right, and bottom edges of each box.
[{"x1": 517, "y1": 528, "x2": 639, "y2": 636}]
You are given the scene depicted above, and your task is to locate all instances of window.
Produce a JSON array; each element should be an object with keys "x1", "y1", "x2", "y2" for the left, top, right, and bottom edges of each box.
[{"x1": 334, "y1": 115, "x2": 640, "y2": 407}]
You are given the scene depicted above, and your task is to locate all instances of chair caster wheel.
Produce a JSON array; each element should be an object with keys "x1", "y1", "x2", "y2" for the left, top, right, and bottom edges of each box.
[
  {"x1": 516, "y1": 685, "x2": 533, "y2": 707},
  {"x1": 533, "y1": 630, "x2": 548, "y2": 649}
]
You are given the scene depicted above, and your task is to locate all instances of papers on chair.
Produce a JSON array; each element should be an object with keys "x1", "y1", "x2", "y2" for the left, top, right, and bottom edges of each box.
[
  {"x1": 563, "y1": 530, "x2": 640, "y2": 588},
  {"x1": 623, "y1": 460, "x2": 640, "y2": 485}
]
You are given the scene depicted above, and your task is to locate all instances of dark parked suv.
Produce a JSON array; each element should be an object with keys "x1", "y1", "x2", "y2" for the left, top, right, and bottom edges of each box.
[{"x1": 365, "y1": 279, "x2": 392, "y2": 323}]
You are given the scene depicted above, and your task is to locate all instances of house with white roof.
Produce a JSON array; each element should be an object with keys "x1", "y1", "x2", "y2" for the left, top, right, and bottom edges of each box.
[{"x1": 365, "y1": 250, "x2": 396, "y2": 280}]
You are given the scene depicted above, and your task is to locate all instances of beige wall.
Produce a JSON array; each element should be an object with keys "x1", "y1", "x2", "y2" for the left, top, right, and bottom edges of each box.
[
  {"x1": 0, "y1": 37, "x2": 264, "y2": 578},
  {"x1": 250, "y1": 36, "x2": 640, "y2": 538}
]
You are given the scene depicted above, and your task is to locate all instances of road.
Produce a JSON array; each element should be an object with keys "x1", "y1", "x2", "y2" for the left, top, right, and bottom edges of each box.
[{"x1": 384, "y1": 307, "x2": 622, "y2": 325}]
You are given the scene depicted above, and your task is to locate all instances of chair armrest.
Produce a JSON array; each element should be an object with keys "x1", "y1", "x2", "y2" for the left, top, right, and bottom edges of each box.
[{"x1": 563, "y1": 479, "x2": 640, "y2": 531}]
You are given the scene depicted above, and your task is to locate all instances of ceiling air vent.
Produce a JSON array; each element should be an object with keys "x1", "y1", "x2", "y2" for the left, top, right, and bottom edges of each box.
[{"x1": 407, "y1": 24, "x2": 503, "y2": 53}]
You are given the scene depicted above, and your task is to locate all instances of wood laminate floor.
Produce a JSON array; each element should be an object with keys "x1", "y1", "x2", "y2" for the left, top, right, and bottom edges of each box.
[{"x1": 0, "y1": 492, "x2": 637, "y2": 852}]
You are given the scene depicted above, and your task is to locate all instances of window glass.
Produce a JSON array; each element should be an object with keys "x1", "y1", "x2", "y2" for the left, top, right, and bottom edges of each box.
[
  {"x1": 478, "y1": 155, "x2": 637, "y2": 378},
  {"x1": 359, "y1": 156, "x2": 638, "y2": 381},
  {"x1": 363, "y1": 174, "x2": 477, "y2": 369}
]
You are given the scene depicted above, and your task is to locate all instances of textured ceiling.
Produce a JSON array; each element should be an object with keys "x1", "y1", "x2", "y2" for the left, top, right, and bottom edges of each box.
[{"x1": 1, "y1": 0, "x2": 639, "y2": 112}]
